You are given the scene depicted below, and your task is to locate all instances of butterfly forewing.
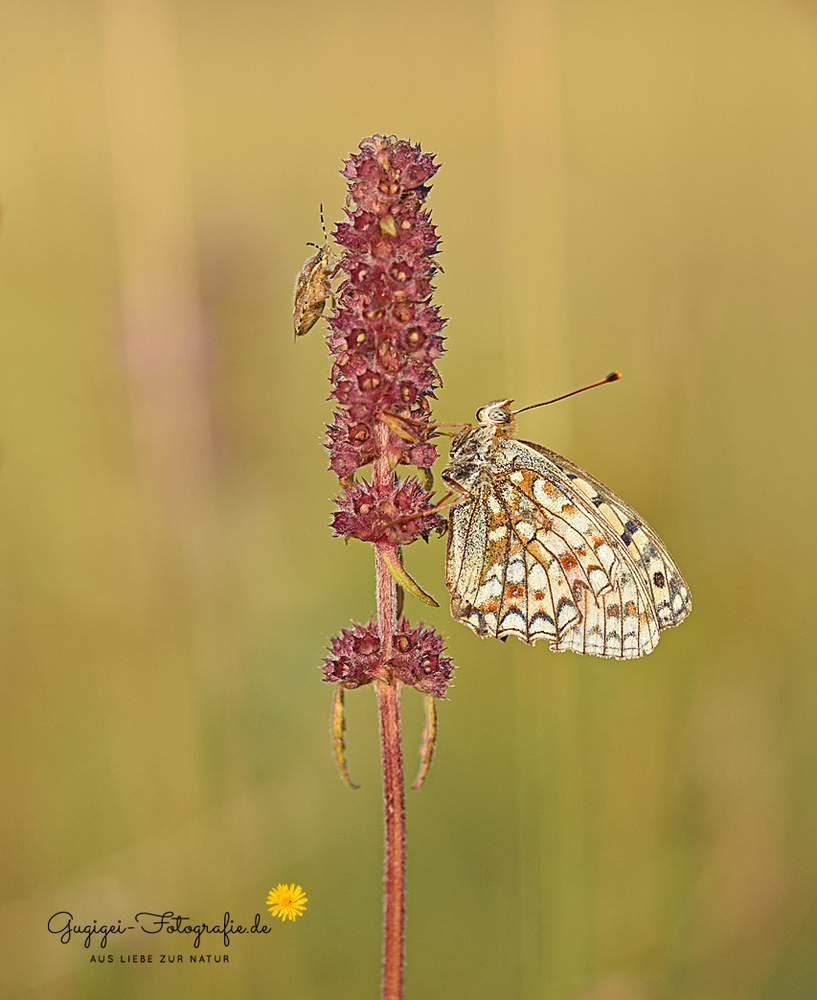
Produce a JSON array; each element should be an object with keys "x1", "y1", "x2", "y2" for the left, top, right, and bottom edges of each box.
[
  {"x1": 443, "y1": 412, "x2": 691, "y2": 659},
  {"x1": 523, "y1": 439, "x2": 692, "y2": 628}
]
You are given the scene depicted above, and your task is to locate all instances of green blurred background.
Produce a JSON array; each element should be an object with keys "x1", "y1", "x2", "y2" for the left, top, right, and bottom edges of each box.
[{"x1": 2, "y1": 1, "x2": 816, "y2": 997}]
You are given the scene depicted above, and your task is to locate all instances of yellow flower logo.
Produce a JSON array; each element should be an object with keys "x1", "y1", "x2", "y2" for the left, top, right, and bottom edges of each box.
[{"x1": 266, "y1": 883, "x2": 308, "y2": 922}]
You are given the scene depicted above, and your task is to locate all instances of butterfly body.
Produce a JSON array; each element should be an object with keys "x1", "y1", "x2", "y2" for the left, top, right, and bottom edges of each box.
[{"x1": 441, "y1": 400, "x2": 691, "y2": 659}]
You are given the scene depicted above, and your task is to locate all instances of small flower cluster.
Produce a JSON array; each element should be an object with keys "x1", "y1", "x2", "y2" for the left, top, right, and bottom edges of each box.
[
  {"x1": 323, "y1": 619, "x2": 454, "y2": 699},
  {"x1": 326, "y1": 134, "x2": 446, "y2": 518},
  {"x1": 331, "y1": 476, "x2": 441, "y2": 545}
]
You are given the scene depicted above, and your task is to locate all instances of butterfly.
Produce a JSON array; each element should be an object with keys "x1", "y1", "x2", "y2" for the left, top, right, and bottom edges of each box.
[{"x1": 440, "y1": 376, "x2": 691, "y2": 658}]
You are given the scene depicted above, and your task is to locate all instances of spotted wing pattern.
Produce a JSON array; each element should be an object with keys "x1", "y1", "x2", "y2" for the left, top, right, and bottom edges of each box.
[{"x1": 443, "y1": 418, "x2": 691, "y2": 659}]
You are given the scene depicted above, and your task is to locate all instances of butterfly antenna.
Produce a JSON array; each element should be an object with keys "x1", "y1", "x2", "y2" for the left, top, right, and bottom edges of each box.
[{"x1": 513, "y1": 372, "x2": 621, "y2": 415}]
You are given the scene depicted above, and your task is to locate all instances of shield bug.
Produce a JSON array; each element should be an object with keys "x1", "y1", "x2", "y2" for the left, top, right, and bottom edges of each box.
[{"x1": 293, "y1": 206, "x2": 335, "y2": 339}]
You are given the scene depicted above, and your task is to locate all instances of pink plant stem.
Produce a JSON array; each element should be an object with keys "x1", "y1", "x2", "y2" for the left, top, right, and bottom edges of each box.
[
  {"x1": 374, "y1": 420, "x2": 406, "y2": 1000},
  {"x1": 374, "y1": 674, "x2": 405, "y2": 1000}
]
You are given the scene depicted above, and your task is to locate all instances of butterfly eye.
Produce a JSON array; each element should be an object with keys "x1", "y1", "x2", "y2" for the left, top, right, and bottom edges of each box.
[{"x1": 476, "y1": 402, "x2": 512, "y2": 426}]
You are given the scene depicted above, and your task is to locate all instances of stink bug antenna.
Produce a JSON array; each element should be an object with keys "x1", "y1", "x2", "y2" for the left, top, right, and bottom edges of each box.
[{"x1": 305, "y1": 204, "x2": 328, "y2": 251}]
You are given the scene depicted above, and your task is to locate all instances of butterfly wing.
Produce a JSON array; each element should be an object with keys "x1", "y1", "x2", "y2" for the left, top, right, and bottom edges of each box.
[
  {"x1": 521, "y1": 438, "x2": 692, "y2": 637},
  {"x1": 446, "y1": 470, "x2": 590, "y2": 646},
  {"x1": 445, "y1": 438, "x2": 691, "y2": 659}
]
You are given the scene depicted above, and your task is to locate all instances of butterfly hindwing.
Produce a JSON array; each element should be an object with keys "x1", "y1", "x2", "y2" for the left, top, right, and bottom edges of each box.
[{"x1": 447, "y1": 474, "x2": 585, "y2": 644}]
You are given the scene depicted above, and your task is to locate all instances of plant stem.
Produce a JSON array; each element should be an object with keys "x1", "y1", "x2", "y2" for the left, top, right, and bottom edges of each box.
[
  {"x1": 374, "y1": 417, "x2": 406, "y2": 1000},
  {"x1": 375, "y1": 674, "x2": 405, "y2": 1000}
]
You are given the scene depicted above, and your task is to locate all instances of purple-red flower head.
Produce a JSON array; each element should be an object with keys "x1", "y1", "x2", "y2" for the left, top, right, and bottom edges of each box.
[
  {"x1": 322, "y1": 134, "x2": 456, "y2": 707},
  {"x1": 323, "y1": 618, "x2": 454, "y2": 698},
  {"x1": 325, "y1": 135, "x2": 446, "y2": 493},
  {"x1": 331, "y1": 476, "x2": 444, "y2": 545}
]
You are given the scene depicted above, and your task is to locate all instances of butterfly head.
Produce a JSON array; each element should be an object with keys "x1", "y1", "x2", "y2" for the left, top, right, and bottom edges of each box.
[{"x1": 474, "y1": 399, "x2": 517, "y2": 438}]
